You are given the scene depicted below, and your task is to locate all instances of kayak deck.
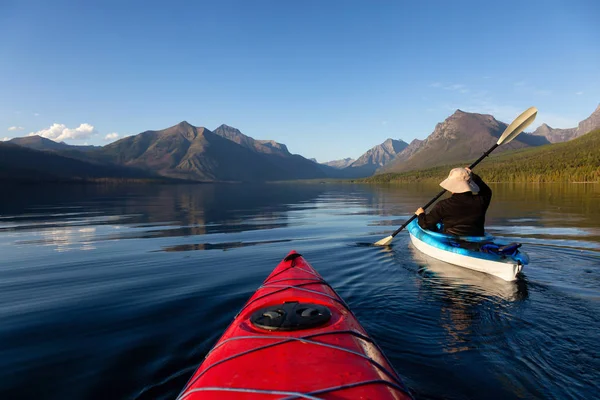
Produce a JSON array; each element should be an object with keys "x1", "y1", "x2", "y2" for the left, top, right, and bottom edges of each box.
[
  {"x1": 407, "y1": 220, "x2": 527, "y2": 281},
  {"x1": 178, "y1": 251, "x2": 412, "y2": 399}
]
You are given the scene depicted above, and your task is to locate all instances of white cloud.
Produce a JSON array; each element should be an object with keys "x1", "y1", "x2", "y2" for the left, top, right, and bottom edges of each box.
[
  {"x1": 2, "y1": 137, "x2": 10, "y2": 141},
  {"x1": 34, "y1": 113, "x2": 40, "y2": 116},
  {"x1": 8, "y1": 126, "x2": 24, "y2": 131},
  {"x1": 104, "y1": 132, "x2": 119, "y2": 141},
  {"x1": 29, "y1": 123, "x2": 97, "y2": 142},
  {"x1": 576, "y1": 91, "x2": 583, "y2": 95},
  {"x1": 429, "y1": 82, "x2": 442, "y2": 88}
]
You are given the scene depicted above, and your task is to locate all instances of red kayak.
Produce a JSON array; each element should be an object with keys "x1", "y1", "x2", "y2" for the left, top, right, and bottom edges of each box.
[{"x1": 177, "y1": 251, "x2": 413, "y2": 399}]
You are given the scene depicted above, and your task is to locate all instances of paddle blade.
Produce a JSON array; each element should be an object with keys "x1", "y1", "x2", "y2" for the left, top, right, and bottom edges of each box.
[
  {"x1": 497, "y1": 106, "x2": 538, "y2": 145},
  {"x1": 374, "y1": 235, "x2": 394, "y2": 246}
]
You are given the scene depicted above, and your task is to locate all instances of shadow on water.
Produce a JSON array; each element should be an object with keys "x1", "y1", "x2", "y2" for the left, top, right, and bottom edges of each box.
[
  {"x1": 158, "y1": 238, "x2": 294, "y2": 252},
  {"x1": 353, "y1": 241, "x2": 389, "y2": 247}
]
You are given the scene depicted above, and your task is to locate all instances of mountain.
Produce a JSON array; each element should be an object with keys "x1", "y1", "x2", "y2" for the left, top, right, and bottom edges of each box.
[
  {"x1": 531, "y1": 124, "x2": 577, "y2": 143},
  {"x1": 9, "y1": 135, "x2": 71, "y2": 151},
  {"x1": 212, "y1": 124, "x2": 291, "y2": 156},
  {"x1": 9, "y1": 135, "x2": 99, "y2": 152},
  {"x1": 351, "y1": 139, "x2": 408, "y2": 167},
  {"x1": 380, "y1": 110, "x2": 549, "y2": 174},
  {"x1": 391, "y1": 139, "x2": 423, "y2": 165},
  {"x1": 0, "y1": 142, "x2": 159, "y2": 182},
  {"x1": 576, "y1": 104, "x2": 600, "y2": 138},
  {"x1": 322, "y1": 158, "x2": 355, "y2": 169},
  {"x1": 96, "y1": 121, "x2": 326, "y2": 182},
  {"x1": 365, "y1": 127, "x2": 600, "y2": 183},
  {"x1": 531, "y1": 104, "x2": 600, "y2": 143},
  {"x1": 343, "y1": 138, "x2": 408, "y2": 177}
]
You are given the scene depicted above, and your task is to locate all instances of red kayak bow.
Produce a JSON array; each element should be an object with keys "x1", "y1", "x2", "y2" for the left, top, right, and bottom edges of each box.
[{"x1": 178, "y1": 250, "x2": 412, "y2": 399}]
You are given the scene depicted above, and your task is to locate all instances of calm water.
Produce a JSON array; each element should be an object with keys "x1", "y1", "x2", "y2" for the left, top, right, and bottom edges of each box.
[{"x1": 1, "y1": 183, "x2": 599, "y2": 399}]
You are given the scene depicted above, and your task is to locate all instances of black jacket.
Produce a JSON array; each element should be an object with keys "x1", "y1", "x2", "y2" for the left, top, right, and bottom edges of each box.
[{"x1": 417, "y1": 173, "x2": 492, "y2": 236}]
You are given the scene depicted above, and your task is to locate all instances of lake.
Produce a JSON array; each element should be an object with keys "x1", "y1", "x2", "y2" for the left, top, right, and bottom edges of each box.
[{"x1": 1, "y1": 182, "x2": 598, "y2": 399}]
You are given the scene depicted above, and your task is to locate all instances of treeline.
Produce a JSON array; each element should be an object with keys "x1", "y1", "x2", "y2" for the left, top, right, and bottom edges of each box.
[{"x1": 361, "y1": 129, "x2": 600, "y2": 184}]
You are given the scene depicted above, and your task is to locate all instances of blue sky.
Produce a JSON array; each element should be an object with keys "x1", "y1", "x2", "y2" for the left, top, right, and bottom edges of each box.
[{"x1": 1, "y1": 0, "x2": 598, "y2": 161}]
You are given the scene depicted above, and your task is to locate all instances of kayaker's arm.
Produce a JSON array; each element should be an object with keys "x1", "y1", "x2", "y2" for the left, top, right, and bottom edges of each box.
[
  {"x1": 416, "y1": 202, "x2": 444, "y2": 231},
  {"x1": 471, "y1": 173, "x2": 492, "y2": 205}
]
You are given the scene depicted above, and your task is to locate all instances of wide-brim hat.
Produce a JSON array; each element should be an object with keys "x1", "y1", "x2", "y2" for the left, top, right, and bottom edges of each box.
[{"x1": 439, "y1": 168, "x2": 480, "y2": 193}]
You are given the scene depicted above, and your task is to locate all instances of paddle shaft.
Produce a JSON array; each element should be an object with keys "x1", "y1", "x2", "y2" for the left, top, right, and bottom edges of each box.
[{"x1": 389, "y1": 143, "x2": 499, "y2": 238}]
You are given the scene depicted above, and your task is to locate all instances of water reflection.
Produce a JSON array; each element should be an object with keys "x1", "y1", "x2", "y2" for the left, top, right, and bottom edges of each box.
[
  {"x1": 413, "y1": 247, "x2": 528, "y2": 303},
  {"x1": 1, "y1": 183, "x2": 330, "y2": 252},
  {"x1": 411, "y1": 244, "x2": 530, "y2": 363},
  {"x1": 15, "y1": 226, "x2": 98, "y2": 252}
]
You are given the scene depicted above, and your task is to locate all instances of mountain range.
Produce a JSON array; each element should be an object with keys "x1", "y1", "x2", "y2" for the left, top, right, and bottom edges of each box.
[
  {"x1": 96, "y1": 121, "x2": 326, "y2": 181},
  {"x1": 3, "y1": 104, "x2": 599, "y2": 183},
  {"x1": 379, "y1": 110, "x2": 551, "y2": 173},
  {"x1": 0, "y1": 142, "x2": 157, "y2": 182},
  {"x1": 365, "y1": 127, "x2": 600, "y2": 184},
  {"x1": 530, "y1": 104, "x2": 600, "y2": 143}
]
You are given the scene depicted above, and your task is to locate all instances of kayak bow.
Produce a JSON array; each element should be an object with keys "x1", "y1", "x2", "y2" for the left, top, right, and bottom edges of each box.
[{"x1": 178, "y1": 251, "x2": 413, "y2": 399}]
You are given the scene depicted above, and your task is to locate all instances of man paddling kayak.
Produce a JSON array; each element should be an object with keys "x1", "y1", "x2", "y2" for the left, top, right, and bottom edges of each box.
[{"x1": 415, "y1": 167, "x2": 492, "y2": 236}]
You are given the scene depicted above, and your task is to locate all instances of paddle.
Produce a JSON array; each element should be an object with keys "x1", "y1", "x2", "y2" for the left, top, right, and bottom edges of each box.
[{"x1": 374, "y1": 106, "x2": 538, "y2": 246}]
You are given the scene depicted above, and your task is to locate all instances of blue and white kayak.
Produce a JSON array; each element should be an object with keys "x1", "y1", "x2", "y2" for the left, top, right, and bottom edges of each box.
[{"x1": 406, "y1": 220, "x2": 528, "y2": 281}]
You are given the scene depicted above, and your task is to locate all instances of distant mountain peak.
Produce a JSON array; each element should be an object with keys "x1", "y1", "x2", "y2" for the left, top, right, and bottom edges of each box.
[
  {"x1": 447, "y1": 109, "x2": 496, "y2": 121},
  {"x1": 577, "y1": 103, "x2": 600, "y2": 136},
  {"x1": 534, "y1": 123, "x2": 553, "y2": 133},
  {"x1": 322, "y1": 157, "x2": 355, "y2": 169},
  {"x1": 213, "y1": 125, "x2": 291, "y2": 156},
  {"x1": 215, "y1": 123, "x2": 241, "y2": 133},
  {"x1": 9, "y1": 135, "x2": 99, "y2": 152},
  {"x1": 532, "y1": 104, "x2": 600, "y2": 143},
  {"x1": 348, "y1": 138, "x2": 408, "y2": 172},
  {"x1": 379, "y1": 109, "x2": 538, "y2": 174},
  {"x1": 10, "y1": 135, "x2": 73, "y2": 151}
]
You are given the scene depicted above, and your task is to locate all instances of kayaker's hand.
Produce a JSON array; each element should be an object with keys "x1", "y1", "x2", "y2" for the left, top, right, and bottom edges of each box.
[
  {"x1": 465, "y1": 167, "x2": 472, "y2": 174},
  {"x1": 415, "y1": 207, "x2": 425, "y2": 216}
]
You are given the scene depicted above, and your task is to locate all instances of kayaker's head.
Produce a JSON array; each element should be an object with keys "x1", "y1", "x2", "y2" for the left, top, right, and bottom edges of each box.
[{"x1": 440, "y1": 168, "x2": 480, "y2": 194}]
